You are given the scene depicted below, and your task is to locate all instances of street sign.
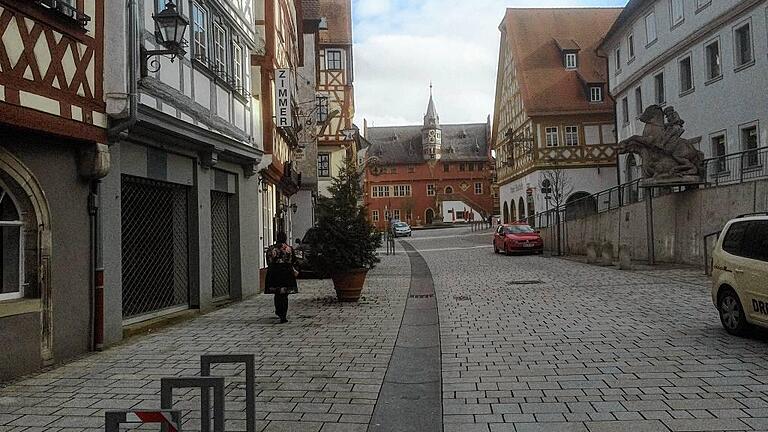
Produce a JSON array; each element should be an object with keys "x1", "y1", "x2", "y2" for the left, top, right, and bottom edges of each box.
[
  {"x1": 275, "y1": 68, "x2": 292, "y2": 128},
  {"x1": 541, "y1": 179, "x2": 552, "y2": 188}
]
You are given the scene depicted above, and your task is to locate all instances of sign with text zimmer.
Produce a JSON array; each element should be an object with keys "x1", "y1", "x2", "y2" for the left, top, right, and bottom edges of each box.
[{"x1": 275, "y1": 68, "x2": 292, "y2": 128}]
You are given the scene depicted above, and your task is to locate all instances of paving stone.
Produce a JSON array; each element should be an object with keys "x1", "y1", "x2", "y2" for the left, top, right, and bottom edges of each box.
[{"x1": 662, "y1": 418, "x2": 749, "y2": 431}]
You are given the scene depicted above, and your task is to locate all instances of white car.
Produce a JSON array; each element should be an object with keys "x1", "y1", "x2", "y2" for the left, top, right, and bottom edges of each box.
[
  {"x1": 392, "y1": 222, "x2": 412, "y2": 237},
  {"x1": 711, "y1": 214, "x2": 768, "y2": 335}
]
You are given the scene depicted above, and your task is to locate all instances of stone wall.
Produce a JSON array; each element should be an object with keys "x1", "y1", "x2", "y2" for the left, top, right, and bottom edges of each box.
[{"x1": 540, "y1": 180, "x2": 768, "y2": 266}]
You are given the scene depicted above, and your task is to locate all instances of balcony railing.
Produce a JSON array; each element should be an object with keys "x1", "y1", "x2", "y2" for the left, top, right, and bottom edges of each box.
[
  {"x1": 36, "y1": 0, "x2": 91, "y2": 27},
  {"x1": 518, "y1": 146, "x2": 768, "y2": 229}
]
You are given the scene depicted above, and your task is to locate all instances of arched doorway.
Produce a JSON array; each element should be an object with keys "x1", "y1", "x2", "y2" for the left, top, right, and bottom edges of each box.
[
  {"x1": 0, "y1": 147, "x2": 53, "y2": 362},
  {"x1": 518, "y1": 197, "x2": 525, "y2": 222},
  {"x1": 425, "y1": 208, "x2": 435, "y2": 225},
  {"x1": 510, "y1": 200, "x2": 516, "y2": 223},
  {"x1": 502, "y1": 202, "x2": 509, "y2": 224},
  {"x1": 565, "y1": 192, "x2": 597, "y2": 221}
]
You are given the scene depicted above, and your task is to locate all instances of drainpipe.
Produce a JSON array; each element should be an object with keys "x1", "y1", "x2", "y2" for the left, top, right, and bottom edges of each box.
[
  {"x1": 109, "y1": 0, "x2": 139, "y2": 140},
  {"x1": 87, "y1": 181, "x2": 101, "y2": 352}
]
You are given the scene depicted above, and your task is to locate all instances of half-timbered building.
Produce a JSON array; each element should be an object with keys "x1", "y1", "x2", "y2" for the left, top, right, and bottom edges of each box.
[
  {"x1": 492, "y1": 8, "x2": 622, "y2": 226},
  {"x1": 99, "y1": 0, "x2": 263, "y2": 340},
  {"x1": 253, "y1": 0, "x2": 304, "y2": 276},
  {"x1": 317, "y1": 0, "x2": 354, "y2": 197},
  {"x1": 0, "y1": 0, "x2": 108, "y2": 380},
  {"x1": 364, "y1": 91, "x2": 495, "y2": 229}
]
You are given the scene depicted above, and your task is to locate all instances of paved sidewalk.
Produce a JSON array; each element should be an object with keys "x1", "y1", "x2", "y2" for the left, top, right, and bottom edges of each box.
[{"x1": 0, "y1": 251, "x2": 410, "y2": 432}]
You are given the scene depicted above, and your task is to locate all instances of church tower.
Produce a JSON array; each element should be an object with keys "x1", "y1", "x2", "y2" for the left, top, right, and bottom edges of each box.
[{"x1": 422, "y1": 85, "x2": 442, "y2": 160}]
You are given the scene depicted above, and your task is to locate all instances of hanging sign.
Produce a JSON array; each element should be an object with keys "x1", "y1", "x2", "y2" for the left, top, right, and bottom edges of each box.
[{"x1": 275, "y1": 68, "x2": 292, "y2": 128}]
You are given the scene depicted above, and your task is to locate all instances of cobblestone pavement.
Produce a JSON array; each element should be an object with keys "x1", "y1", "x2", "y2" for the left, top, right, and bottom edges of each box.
[
  {"x1": 412, "y1": 227, "x2": 768, "y2": 432},
  {"x1": 3, "y1": 226, "x2": 768, "y2": 432},
  {"x1": 0, "y1": 251, "x2": 410, "y2": 432}
]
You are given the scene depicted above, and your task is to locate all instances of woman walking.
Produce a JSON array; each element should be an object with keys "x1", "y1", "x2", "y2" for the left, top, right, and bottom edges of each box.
[{"x1": 265, "y1": 231, "x2": 298, "y2": 323}]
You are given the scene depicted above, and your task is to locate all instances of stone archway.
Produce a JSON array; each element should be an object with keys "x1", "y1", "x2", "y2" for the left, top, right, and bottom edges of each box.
[
  {"x1": 0, "y1": 147, "x2": 53, "y2": 363},
  {"x1": 518, "y1": 197, "x2": 525, "y2": 222},
  {"x1": 510, "y1": 200, "x2": 516, "y2": 223},
  {"x1": 425, "y1": 208, "x2": 435, "y2": 225},
  {"x1": 565, "y1": 191, "x2": 597, "y2": 221}
]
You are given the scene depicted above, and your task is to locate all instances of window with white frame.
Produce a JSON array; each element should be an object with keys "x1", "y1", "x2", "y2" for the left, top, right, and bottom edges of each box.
[
  {"x1": 427, "y1": 184, "x2": 435, "y2": 196},
  {"x1": 233, "y1": 43, "x2": 243, "y2": 90},
  {"x1": 679, "y1": 56, "x2": 693, "y2": 93},
  {"x1": 545, "y1": 127, "x2": 559, "y2": 147},
  {"x1": 654, "y1": 72, "x2": 665, "y2": 104},
  {"x1": 0, "y1": 188, "x2": 23, "y2": 302},
  {"x1": 711, "y1": 134, "x2": 727, "y2": 173},
  {"x1": 734, "y1": 22, "x2": 754, "y2": 67},
  {"x1": 565, "y1": 126, "x2": 579, "y2": 146},
  {"x1": 393, "y1": 210, "x2": 401, "y2": 220},
  {"x1": 627, "y1": 33, "x2": 635, "y2": 59},
  {"x1": 372, "y1": 210, "x2": 379, "y2": 222},
  {"x1": 590, "y1": 86, "x2": 602, "y2": 102},
  {"x1": 635, "y1": 87, "x2": 643, "y2": 116},
  {"x1": 742, "y1": 124, "x2": 760, "y2": 167},
  {"x1": 645, "y1": 11, "x2": 657, "y2": 44},
  {"x1": 393, "y1": 185, "x2": 412, "y2": 197},
  {"x1": 565, "y1": 53, "x2": 577, "y2": 69},
  {"x1": 192, "y1": 3, "x2": 208, "y2": 61},
  {"x1": 213, "y1": 23, "x2": 227, "y2": 73},
  {"x1": 372, "y1": 186, "x2": 390, "y2": 198},
  {"x1": 326, "y1": 49, "x2": 343, "y2": 70},
  {"x1": 615, "y1": 48, "x2": 621, "y2": 71},
  {"x1": 705, "y1": 39, "x2": 722, "y2": 80},
  {"x1": 670, "y1": 0, "x2": 684, "y2": 26},
  {"x1": 318, "y1": 153, "x2": 331, "y2": 178},
  {"x1": 316, "y1": 95, "x2": 329, "y2": 123},
  {"x1": 475, "y1": 182, "x2": 483, "y2": 195}
]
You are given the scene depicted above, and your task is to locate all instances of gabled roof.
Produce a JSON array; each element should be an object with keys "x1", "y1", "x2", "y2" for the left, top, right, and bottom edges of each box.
[
  {"x1": 366, "y1": 124, "x2": 490, "y2": 165},
  {"x1": 499, "y1": 8, "x2": 622, "y2": 115},
  {"x1": 319, "y1": 0, "x2": 352, "y2": 45}
]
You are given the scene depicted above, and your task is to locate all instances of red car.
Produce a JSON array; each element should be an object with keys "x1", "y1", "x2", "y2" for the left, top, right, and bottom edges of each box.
[{"x1": 493, "y1": 223, "x2": 544, "y2": 255}]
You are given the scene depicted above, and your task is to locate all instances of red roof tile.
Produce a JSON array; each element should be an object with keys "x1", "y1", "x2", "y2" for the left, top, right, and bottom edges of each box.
[{"x1": 501, "y1": 8, "x2": 622, "y2": 115}]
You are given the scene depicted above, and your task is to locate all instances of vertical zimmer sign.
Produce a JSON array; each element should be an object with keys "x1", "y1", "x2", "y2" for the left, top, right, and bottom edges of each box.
[{"x1": 275, "y1": 68, "x2": 292, "y2": 127}]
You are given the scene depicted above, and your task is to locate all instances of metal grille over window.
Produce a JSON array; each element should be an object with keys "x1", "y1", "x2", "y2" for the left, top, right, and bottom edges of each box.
[
  {"x1": 121, "y1": 176, "x2": 190, "y2": 320},
  {"x1": 211, "y1": 191, "x2": 231, "y2": 300}
]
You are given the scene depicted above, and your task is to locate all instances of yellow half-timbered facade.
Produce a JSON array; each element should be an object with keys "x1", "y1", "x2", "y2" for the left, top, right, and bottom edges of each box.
[{"x1": 316, "y1": 0, "x2": 354, "y2": 196}]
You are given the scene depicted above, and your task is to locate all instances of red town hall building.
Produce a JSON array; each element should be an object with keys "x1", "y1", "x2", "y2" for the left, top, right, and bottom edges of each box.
[{"x1": 364, "y1": 92, "x2": 494, "y2": 229}]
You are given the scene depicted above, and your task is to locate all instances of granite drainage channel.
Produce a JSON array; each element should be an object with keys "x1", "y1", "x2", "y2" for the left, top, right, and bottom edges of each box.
[{"x1": 368, "y1": 241, "x2": 442, "y2": 432}]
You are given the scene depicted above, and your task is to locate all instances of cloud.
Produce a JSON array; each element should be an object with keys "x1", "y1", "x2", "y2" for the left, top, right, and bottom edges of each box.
[{"x1": 352, "y1": 0, "x2": 627, "y2": 127}]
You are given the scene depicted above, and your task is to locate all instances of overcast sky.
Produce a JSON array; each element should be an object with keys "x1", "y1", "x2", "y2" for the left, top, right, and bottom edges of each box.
[{"x1": 352, "y1": 0, "x2": 627, "y2": 128}]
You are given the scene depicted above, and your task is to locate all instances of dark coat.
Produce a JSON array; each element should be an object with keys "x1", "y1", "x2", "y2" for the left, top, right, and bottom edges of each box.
[{"x1": 264, "y1": 243, "x2": 299, "y2": 295}]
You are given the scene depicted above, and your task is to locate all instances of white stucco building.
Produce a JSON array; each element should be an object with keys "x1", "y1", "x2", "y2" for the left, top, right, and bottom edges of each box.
[{"x1": 601, "y1": 0, "x2": 768, "y2": 184}]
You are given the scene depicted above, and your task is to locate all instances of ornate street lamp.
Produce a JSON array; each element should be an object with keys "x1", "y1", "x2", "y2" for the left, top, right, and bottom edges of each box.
[{"x1": 141, "y1": 1, "x2": 188, "y2": 75}]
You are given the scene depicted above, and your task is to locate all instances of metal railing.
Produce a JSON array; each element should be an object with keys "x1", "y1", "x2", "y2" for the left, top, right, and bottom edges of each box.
[{"x1": 523, "y1": 146, "x2": 768, "y2": 229}]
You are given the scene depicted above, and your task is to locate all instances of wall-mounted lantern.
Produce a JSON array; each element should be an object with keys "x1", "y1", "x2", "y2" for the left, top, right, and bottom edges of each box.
[{"x1": 141, "y1": 1, "x2": 189, "y2": 75}]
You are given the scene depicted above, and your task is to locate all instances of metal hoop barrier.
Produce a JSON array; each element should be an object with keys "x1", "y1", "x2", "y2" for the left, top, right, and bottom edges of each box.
[
  {"x1": 105, "y1": 410, "x2": 182, "y2": 432},
  {"x1": 200, "y1": 354, "x2": 257, "y2": 432}
]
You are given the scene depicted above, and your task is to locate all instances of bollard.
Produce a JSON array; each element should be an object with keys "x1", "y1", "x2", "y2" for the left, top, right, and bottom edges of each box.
[
  {"x1": 600, "y1": 241, "x2": 615, "y2": 266},
  {"x1": 618, "y1": 244, "x2": 632, "y2": 270},
  {"x1": 586, "y1": 242, "x2": 600, "y2": 264},
  {"x1": 160, "y1": 377, "x2": 225, "y2": 432},
  {"x1": 201, "y1": 355, "x2": 256, "y2": 432},
  {"x1": 105, "y1": 410, "x2": 181, "y2": 432}
]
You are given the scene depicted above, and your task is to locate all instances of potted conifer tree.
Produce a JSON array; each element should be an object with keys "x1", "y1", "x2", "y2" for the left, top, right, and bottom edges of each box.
[{"x1": 310, "y1": 157, "x2": 381, "y2": 302}]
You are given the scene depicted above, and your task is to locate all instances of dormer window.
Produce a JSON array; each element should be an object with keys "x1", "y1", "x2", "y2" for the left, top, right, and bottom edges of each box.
[
  {"x1": 565, "y1": 53, "x2": 577, "y2": 69},
  {"x1": 590, "y1": 86, "x2": 603, "y2": 102}
]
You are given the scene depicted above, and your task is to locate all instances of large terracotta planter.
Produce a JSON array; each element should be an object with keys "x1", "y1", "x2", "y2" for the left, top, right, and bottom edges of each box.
[{"x1": 331, "y1": 269, "x2": 369, "y2": 302}]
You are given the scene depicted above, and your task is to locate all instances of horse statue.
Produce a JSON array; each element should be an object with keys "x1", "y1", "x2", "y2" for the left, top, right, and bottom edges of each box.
[{"x1": 618, "y1": 105, "x2": 704, "y2": 184}]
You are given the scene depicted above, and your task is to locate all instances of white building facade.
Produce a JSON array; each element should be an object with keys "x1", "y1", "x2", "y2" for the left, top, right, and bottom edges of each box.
[
  {"x1": 602, "y1": 0, "x2": 768, "y2": 184},
  {"x1": 102, "y1": 0, "x2": 263, "y2": 340}
]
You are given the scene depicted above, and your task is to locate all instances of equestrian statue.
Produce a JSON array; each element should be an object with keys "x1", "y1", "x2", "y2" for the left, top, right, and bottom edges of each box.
[{"x1": 618, "y1": 105, "x2": 705, "y2": 185}]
